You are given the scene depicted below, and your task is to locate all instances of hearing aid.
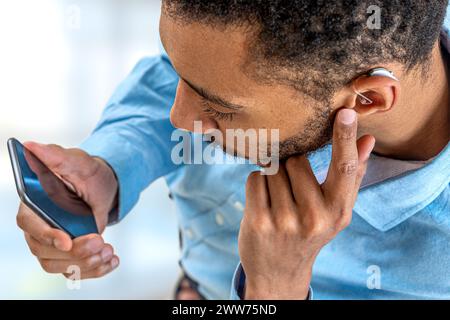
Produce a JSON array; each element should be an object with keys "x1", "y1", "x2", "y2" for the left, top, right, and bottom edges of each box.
[{"x1": 354, "y1": 67, "x2": 399, "y2": 105}]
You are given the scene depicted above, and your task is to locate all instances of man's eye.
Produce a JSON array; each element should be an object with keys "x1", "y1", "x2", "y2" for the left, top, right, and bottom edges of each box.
[{"x1": 201, "y1": 99, "x2": 235, "y2": 122}]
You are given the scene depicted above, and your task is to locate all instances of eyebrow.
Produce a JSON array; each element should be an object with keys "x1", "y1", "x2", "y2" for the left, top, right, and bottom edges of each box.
[{"x1": 181, "y1": 77, "x2": 245, "y2": 111}]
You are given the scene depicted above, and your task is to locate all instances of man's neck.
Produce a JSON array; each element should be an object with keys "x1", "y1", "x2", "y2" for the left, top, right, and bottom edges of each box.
[{"x1": 371, "y1": 41, "x2": 450, "y2": 161}]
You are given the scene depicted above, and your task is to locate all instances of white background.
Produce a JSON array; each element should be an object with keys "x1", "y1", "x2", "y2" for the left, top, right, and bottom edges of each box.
[{"x1": 0, "y1": 0, "x2": 181, "y2": 299}]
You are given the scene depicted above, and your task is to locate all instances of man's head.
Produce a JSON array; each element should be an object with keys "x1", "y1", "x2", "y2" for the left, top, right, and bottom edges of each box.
[{"x1": 160, "y1": 0, "x2": 448, "y2": 161}]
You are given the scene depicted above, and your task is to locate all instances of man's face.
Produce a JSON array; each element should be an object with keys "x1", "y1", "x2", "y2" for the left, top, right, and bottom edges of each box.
[{"x1": 160, "y1": 13, "x2": 334, "y2": 161}]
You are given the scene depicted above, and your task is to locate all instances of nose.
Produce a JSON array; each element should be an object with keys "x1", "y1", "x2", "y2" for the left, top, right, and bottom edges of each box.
[{"x1": 170, "y1": 81, "x2": 218, "y2": 133}]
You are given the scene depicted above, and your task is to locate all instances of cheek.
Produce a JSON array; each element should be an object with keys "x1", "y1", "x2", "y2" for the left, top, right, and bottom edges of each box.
[{"x1": 242, "y1": 106, "x2": 311, "y2": 141}]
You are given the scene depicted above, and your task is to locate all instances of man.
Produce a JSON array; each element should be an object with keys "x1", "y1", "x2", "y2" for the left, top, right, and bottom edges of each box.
[{"x1": 16, "y1": 0, "x2": 449, "y2": 299}]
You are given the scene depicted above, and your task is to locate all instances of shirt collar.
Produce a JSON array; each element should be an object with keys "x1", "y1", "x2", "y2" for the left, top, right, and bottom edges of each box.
[{"x1": 353, "y1": 141, "x2": 450, "y2": 231}]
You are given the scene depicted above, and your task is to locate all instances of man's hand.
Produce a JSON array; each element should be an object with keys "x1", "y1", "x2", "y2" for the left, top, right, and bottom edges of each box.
[
  {"x1": 16, "y1": 142, "x2": 120, "y2": 279},
  {"x1": 239, "y1": 108, "x2": 375, "y2": 299}
]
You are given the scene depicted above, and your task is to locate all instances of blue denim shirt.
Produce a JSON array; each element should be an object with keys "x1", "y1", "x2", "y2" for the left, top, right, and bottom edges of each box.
[{"x1": 81, "y1": 9, "x2": 450, "y2": 300}]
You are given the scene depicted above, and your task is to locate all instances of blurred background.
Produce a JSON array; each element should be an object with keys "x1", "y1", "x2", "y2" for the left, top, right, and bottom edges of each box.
[{"x1": 0, "y1": 0, "x2": 181, "y2": 299}]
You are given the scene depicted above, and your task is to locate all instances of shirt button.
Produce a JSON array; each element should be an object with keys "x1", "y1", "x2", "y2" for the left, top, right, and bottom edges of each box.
[
  {"x1": 234, "y1": 201, "x2": 244, "y2": 211},
  {"x1": 215, "y1": 212, "x2": 225, "y2": 226},
  {"x1": 185, "y1": 228, "x2": 194, "y2": 239}
]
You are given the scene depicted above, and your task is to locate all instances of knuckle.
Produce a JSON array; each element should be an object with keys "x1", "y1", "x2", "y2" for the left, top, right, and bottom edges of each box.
[
  {"x1": 72, "y1": 245, "x2": 90, "y2": 259},
  {"x1": 39, "y1": 259, "x2": 54, "y2": 273},
  {"x1": 16, "y1": 212, "x2": 26, "y2": 230},
  {"x1": 336, "y1": 125, "x2": 356, "y2": 141},
  {"x1": 38, "y1": 229, "x2": 52, "y2": 243},
  {"x1": 69, "y1": 147, "x2": 86, "y2": 157},
  {"x1": 72, "y1": 237, "x2": 103, "y2": 258},
  {"x1": 252, "y1": 216, "x2": 274, "y2": 235},
  {"x1": 82, "y1": 255, "x2": 101, "y2": 269},
  {"x1": 278, "y1": 216, "x2": 300, "y2": 235},
  {"x1": 303, "y1": 218, "x2": 328, "y2": 239},
  {"x1": 330, "y1": 206, "x2": 353, "y2": 231},
  {"x1": 47, "y1": 143, "x2": 61, "y2": 149},
  {"x1": 336, "y1": 214, "x2": 352, "y2": 230},
  {"x1": 93, "y1": 266, "x2": 108, "y2": 278},
  {"x1": 48, "y1": 143, "x2": 64, "y2": 154},
  {"x1": 28, "y1": 241, "x2": 41, "y2": 257},
  {"x1": 337, "y1": 159, "x2": 358, "y2": 176},
  {"x1": 340, "y1": 207, "x2": 353, "y2": 224},
  {"x1": 103, "y1": 244, "x2": 114, "y2": 257},
  {"x1": 309, "y1": 222, "x2": 327, "y2": 237}
]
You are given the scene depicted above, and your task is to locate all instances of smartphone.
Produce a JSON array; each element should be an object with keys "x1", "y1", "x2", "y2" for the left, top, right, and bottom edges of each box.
[{"x1": 8, "y1": 138, "x2": 98, "y2": 238}]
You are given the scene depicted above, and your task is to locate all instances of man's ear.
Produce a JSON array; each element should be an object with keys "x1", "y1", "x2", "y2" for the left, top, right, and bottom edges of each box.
[{"x1": 348, "y1": 74, "x2": 401, "y2": 116}]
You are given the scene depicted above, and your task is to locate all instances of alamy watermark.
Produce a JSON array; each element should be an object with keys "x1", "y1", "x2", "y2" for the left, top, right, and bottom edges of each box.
[
  {"x1": 66, "y1": 265, "x2": 81, "y2": 290},
  {"x1": 366, "y1": 264, "x2": 381, "y2": 290},
  {"x1": 367, "y1": 5, "x2": 381, "y2": 30},
  {"x1": 171, "y1": 121, "x2": 280, "y2": 175}
]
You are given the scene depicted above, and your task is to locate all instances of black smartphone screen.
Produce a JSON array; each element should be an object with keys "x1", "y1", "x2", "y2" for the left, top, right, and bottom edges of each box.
[{"x1": 11, "y1": 139, "x2": 98, "y2": 237}]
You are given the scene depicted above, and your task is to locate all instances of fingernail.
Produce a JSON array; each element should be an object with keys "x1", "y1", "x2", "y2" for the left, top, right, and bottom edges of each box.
[
  {"x1": 111, "y1": 257, "x2": 119, "y2": 269},
  {"x1": 338, "y1": 109, "x2": 356, "y2": 125},
  {"x1": 101, "y1": 247, "x2": 113, "y2": 262}
]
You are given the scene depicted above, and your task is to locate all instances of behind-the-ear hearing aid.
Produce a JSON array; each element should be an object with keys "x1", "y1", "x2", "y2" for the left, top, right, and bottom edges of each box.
[{"x1": 354, "y1": 67, "x2": 399, "y2": 105}]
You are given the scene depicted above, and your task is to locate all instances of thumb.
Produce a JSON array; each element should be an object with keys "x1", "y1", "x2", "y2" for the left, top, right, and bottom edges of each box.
[
  {"x1": 24, "y1": 141, "x2": 114, "y2": 235},
  {"x1": 49, "y1": 228, "x2": 73, "y2": 251},
  {"x1": 18, "y1": 203, "x2": 73, "y2": 251},
  {"x1": 24, "y1": 142, "x2": 69, "y2": 176}
]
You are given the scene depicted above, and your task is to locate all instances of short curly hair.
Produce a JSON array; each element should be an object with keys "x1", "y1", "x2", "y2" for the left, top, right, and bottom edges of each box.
[{"x1": 163, "y1": 0, "x2": 448, "y2": 101}]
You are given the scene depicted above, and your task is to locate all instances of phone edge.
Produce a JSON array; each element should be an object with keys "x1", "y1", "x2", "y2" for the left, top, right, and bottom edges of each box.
[{"x1": 7, "y1": 138, "x2": 76, "y2": 239}]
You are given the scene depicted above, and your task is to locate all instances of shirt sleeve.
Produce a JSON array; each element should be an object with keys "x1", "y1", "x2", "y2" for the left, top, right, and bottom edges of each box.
[
  {"x1": 79, "y1": 54, "x2": 181, "y2": 223},
  {"x1": 230, "y1": 263, "x2": 314, "y2": 300}
]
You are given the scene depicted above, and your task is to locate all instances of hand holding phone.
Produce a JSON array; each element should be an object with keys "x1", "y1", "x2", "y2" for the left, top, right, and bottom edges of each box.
[{"x1": 10, "y1": 139, "x2": 120, "y2": 278}]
